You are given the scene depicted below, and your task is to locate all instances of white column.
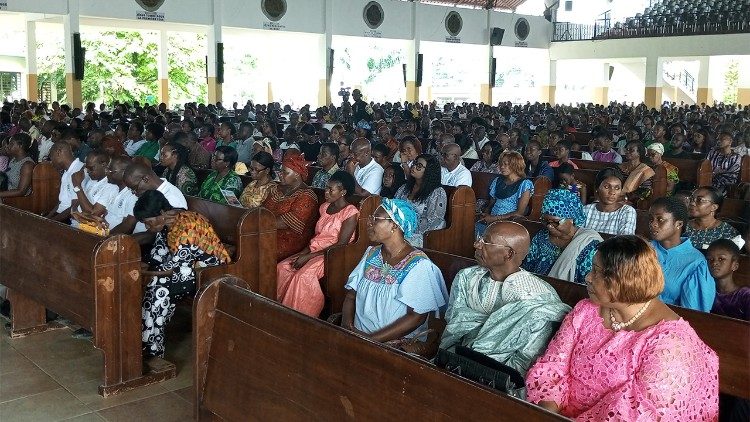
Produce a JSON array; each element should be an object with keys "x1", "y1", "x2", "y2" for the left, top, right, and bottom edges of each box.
[
  {"x1": 26, "y1": 20, "x2": 38, "y2": 102},
  {"x1": 207, "y1": 0, "x2": 223, "y2": 104},
  {"x1": 317, "y1": 0, "x2": 333, "y2": 108},
  {"x1": 405, "y1": 1, "x2": 419, "y2": 104},
  {"x1": 541, "y1": 59, "x2": 557, "y2": 104},
  {"x1": 696, "y1": 56, "x2": 712, "y2": 105},
  {"x1": 592, "y1": 62, "x2": 610, "y2": 105},
  {"x1": 63, "y1": 0, "x2": 82, "y2": 108},
  {"x1": 480, "y1": 10, "x2": 493, "y2": 105},
  {"x1": 158, "y1": 30, "x2": 169, "y2": 106},
  {"x1": 737, "y1": 56, "x2": 750, "y2": 106},
  {"x1": 644, "y1": 56, "x2": 663, "y2": 108}
]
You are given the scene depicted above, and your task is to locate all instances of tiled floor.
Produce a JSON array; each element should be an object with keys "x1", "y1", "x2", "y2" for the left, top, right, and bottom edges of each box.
[{"x1": 0, "y1": 307, "x2": 194, "y2": 421}]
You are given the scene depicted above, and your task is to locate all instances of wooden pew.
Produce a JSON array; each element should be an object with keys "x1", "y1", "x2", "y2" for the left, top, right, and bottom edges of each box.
[
  {"x1": 423, "y1": 249, "x2": 750, "y2": 400},
  {"x1": 569, "y1": 159, "x2": 667, "y2": 209},
  {"x1": 2, "y1": 162, "x2": 61, "y2": 214},
  {"x1": 0, "y1": 204, "x2": 176, "y2": 396},
  {"x1": 193, "y1": 276, "x2": 567, "y2": 421},
  {"x1": 423, "y1": 185, "x2": 476, "y2": 258},
  {"x1": 185, "y1": 196, "x2": 277, "y2": 299},
  {"x1": 471, "y1": 171, "x2": 551, "y2": 220},
  {"x1": 663, "y1": 158, "x2": 712, "y2": 188},
  {"x1": 741, "y1": 155, "x2": 750, "y2": 184}
]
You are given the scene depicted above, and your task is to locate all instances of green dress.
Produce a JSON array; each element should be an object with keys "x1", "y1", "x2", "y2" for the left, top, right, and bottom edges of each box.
[
  {"x1": 134, "y1": 141, "x2": 160, "y2": 162},
  {"x1": 198, "y1": 170, "x2": 244, "y2": 205}
]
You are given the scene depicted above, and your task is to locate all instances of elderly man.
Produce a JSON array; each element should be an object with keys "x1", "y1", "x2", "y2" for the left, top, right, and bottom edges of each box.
[
  {"x1": 440, "y1": 142, "x2": 472, "y2": 187},
  {"x1": 347, "y1": 137, "x2": 383, "y2": 195},
  {"x1": 439, "y1": 221, "x2": 570, "y2": 375}
]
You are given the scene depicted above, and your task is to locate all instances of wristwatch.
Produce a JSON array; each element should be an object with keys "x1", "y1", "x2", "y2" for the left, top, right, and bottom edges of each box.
[{"x1": 73, "y1": 186, "x2": 81, "y2": 193}]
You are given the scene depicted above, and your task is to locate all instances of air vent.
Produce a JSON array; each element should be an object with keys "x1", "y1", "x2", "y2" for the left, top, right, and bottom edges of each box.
[
  {"x1": 564, "y1": 1, "x2": 573, "y2": 12},
  {"x1": 363, "y1": 1, "x2": 385, "y2": 30},
  {"x1": 262, "y1": 0, "x2": 287, "y2": 22},
  {"x1": 445, "y1": 11, "x2": 463, "y2": 37},
  {"x1": 135, "y1": 0, "x2": 165, "y2": 12},
  {"x1": 514, "y1": 18, "x2": 530, "y2": 41}
]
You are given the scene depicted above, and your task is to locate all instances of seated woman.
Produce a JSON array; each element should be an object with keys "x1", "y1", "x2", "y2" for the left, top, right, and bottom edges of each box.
[
  {"x1": 649, "y1": 197, "x2": 715, "y2": 312},
  {"x1": 342, "y1": 198, "x2": 448, "y2": 342},
  {"x1": 398, "y1": 136, "x2": 421, "y2": 175},
  {"x1": 134, "y1": 190, "x2": 231, "y2": 357},
  {"x1": 395, "y1": 154, "x2": 447, "y2": 247},
  {"x1": 526, "y1": 235, "x2": 718, "y2": 420},
  {"x1": 646, "y1": 142, "x2": 678, "y2": 195},
  {"x1": 440, "y1": 221, "x2": 570, "y2": 376},
  {"x1": 618, "y1": 140, "x2": 655, "y2": 204},
  {"x1": 262, "y1": 153, "x2": 319, "y2": 260},
  {"x1": 239, "y1": 151, "x2": 277, "y2": 208},
  {"x1": 198, "y1": 145, "x2": 244, "y2": 205},
  {"x1": 521, "y1": 189, "x2": 603, "y2": 285},
  {"x1": 380, "y1": 164, "x2": 406, "y2": 199},
  {"x1": 555, "y1": 162, "x2": 587, "y2": 205},
  {"x1": 277, "y1": 171, "x2": 359, "y2": 317},
  {"x1": 582, "y1": 169, "x2": 637, "y2": 235},
  {"x1": 476, "y1": 151, "x2": 533, "y2": 237},
  {"x1": 159, "y1": 142, "x2": 198, "y2": 196},
  {"x1": 469, "y1": 140, "x2": 502, "y2": 173},
  {"x1": 708, "y1": 239, "x2": 750, "y2": 321},
  {"x1": 0, "y1": 133, "x2": 36, "y2": 199},
  {"x1": 686, "y1": 186, "x2": 742, "y2": 251}
]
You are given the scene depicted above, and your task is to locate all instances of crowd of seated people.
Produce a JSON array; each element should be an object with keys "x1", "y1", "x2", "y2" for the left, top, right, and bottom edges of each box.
[{"x1": 2, "y1": 94, "x2": 750, "y2": 419}]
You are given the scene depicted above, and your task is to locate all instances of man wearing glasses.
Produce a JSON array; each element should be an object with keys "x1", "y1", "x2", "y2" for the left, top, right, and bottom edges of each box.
[
  {"x1": 439, "y1": 221, "x2": 569, "y2": 375},
  {"x1": 122, "y1": 161, "x2": 188, "y2": 235}
]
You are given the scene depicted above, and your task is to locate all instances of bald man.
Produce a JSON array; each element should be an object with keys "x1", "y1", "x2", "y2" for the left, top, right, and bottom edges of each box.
[
  {"x1": 439, "y1": 221, "x2": 570, "y2": 375},
  {"x1": 348, "y1": 138, "x2": 383, "y2": 196},
  {"x1": 440, "y1": 142, "x2": 472, "y2": 187},
  {"x1": 47, "y1": 142, "x2": 86, "y2": 221}
]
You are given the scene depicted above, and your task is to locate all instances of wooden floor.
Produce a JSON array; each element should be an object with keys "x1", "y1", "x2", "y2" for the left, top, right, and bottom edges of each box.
[{"x1": 0, "y1": 307, "x2": 193, "y2": 421}]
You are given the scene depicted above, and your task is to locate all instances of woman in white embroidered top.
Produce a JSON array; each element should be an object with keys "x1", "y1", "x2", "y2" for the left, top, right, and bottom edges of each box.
[
  {"x1": 342, "y1": 198, "x2": 448, "y2": 342},
  {"x1": 582, "y1": 168, "x2": 637, "y2": 235}
]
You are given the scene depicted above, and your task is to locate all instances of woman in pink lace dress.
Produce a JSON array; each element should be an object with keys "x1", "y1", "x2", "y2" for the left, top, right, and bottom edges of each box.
[{"x1": 526, "y1": 235, "x2": 719, "y2": 421}]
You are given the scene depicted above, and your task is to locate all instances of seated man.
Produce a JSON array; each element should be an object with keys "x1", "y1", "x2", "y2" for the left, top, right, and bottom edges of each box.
[
  {"x1": 46, "y1": 142, "x2": 86, "y2": 222},
  {"x1": 123, "y1": 161, "x2": 188, "y2": 236},
  {"x1": 347, "y1": 137, "x2": 383, "y2": 195},
  {"x1": 440, "y1": 142, "x2": 472, "y2": 187},
  {"x1": 440, "y1": 221, "x2": 570, "y2": 376},
  {"x1": 70, "y1": 150, "x2": 119, "y2": 228}
]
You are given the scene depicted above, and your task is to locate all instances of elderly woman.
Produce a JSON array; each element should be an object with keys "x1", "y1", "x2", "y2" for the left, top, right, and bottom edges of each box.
[
  {"x1": 395, "y1": 154, "x2": 447, "y2": 247},
  {"x1": 476, "y1": 151, "x2": 534, "y2": 237},
  {"x1": 618, "y1": 140, "x2": 654, "y2": 204},
  {"x1": 582, "y1": 169, "x2": 637, "y2": 235},
  {"x1": 135, "y1": 190, "x2": 231, "y2": 357},
  {"x1": 646, "y1": 142, "x2": 678, "y2": 195},
  {"x1": 277, "y1": 171, "x2": 359, "y2": 317},
  {"x1": 649, "y1": 197, "x2": 715, "y2": 312},
  {"x1": 239, "y1": 151, "x2": 277, "y2": 208},
  {"x1": 198, "y1": 145, "x2": 244, "y2": 204},
  {"x1": 262, "y1": 153, "x2": 319, "y2": 260},
  {"x1": 521, "y1": 189, "x2": 603, "y2": 285},
  {"x1": 0, "y1": 133, "x2": 36, "y2": 198},
  {"x1": 342, "y1": 198, "x2": 448, "y2": 342},
  {"x1": 159, "y1": 142, "x2": 197, "y2": 196},
  {"x1": 526, "y1": 235, "x2": 718, "y2": 420},
  {"x1": 686, "y1": 186, "x2": 742, "y2": 251}
]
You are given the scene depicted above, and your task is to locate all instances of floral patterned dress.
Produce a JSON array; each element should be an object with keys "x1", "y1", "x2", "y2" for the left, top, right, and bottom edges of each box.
[
  {"x1": 142, "y1": 211, "x2": 231, "y2": 357},
  {"x1": 198, "y1": 170, "x2": 244, "y2": 205}
]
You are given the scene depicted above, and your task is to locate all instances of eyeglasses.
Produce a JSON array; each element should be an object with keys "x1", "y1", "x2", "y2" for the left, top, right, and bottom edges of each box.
[
  {"x1": 412, "y1": 162, "x2": 426, "y2": 171},
  {"x1": 249, "y1": 165, "x2": 267, "y2": 173},
  {"x1": 368, "y1": 215, "x2": 391, "y2": 223},
  {"x1": 211, "y1": 155, "x2": 225, "y2": 162},
  {"x1": 542, "y1": 217, "x2": 566, "y2": 227},
  {"x1": 476, "y1": 237, "x2": 515, "y2": 255},
  {"x1": 688, "y1": 196, "x2": 713, "y2": 205},
  {"x1": 130, "y1": 176, "x2": 146, "y2": 194}
]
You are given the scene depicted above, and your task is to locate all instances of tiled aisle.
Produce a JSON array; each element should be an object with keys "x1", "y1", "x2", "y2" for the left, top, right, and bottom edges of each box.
[{"x1": 0, "y1": 307, "x2": 194, "y2": 421}]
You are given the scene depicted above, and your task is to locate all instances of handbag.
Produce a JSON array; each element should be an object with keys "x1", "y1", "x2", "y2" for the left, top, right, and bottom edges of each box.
[{"x1": 435, "y1": 346, "x2": 525, "y2": 399}]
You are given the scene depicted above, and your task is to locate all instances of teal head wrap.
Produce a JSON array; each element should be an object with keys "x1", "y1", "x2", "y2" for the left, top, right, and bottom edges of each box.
[
  {"x1": 541, "y1": 188, "x2": 585, "y2": 226},
  {"x1": 379, "y1": 198, "x2": 418, "y2": 238}
]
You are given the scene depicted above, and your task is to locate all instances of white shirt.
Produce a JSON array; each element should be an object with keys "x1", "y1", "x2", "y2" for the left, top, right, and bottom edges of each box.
[
  {"x1": 71, "y1": 176, "x2": 119, "y2": 228},
  {"x1": 124, "y1": 139, "x2": 147, "y2": 156},
  {"x1": 354, "y1": 159, "x2": 384, "y2": 195},
  {"x1": 57, "y1": 159, "x2": 86, "y2": 212},
  {"x1": 477, "y1": 136, "x2": 490, "y2": 150},
  {"x1": 38, "y1": 136, "x2": 54, "y2": 161},
  {"x1": 133, "y1": 179, "x2": 188, "y2": 233},
  {"x1": 441, "y1": 164, "x2": 472, "y2": 187},
  {"x1": 105, "y1": 187, "x2": 139, "y2": 232}
]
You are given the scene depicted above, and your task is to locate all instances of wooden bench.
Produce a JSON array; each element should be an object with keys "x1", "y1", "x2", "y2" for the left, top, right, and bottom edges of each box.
[
  {"x1": 0, "y1": 204, "x2": 176, "y2": 396},
  {"x1": 1, "y1": 162, "x2": 61, "y2": 214},
  {"x1": 185, "y1": 196, "x2": 277, "y2": 299},
  {"x1": 663, "y1": 158, "x2": 712, "y2": 189},
  {"x1": 193, "y1": 276, "x2": 567, "y2": 421},
  {"x1": 569, "y1": 159, "x2": 667, "y2": 209},
  {"x1": 423, "y1": 248, "x2": 750, "y2": 400},
  {"x1": 423, "y1": 185, "x2": 476, "y2": 258},
  {"x1": 471, "y1": 171, "x2": 551, "y2": 220}
]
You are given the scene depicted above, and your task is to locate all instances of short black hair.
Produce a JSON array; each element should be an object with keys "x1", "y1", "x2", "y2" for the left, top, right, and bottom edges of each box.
[
  {"x1": 146, "y1": 123, "x2": 165, "y2": 140},
  {"x1": 215, "y1": 145, "x2": 238, "y2": 168},
  {"x1": 595, "y1": 168, "x2": 623, "y2": 188},
  {"x1": 133, "y1": 190, "x2": 173, "y2": 221},
  {"x1": 321, "y1": 142, "x2": 340, "y2": 160},
  {"x1": 651, "y1": 196, "x2": 689, "y2": 234},
  {"x1": 372, "y1": 142, "x2": 389, "y2": 157},
  {"x1": 706, "y1": 239, "x2": 741, "y2": 260},
  {"x1": 329, "y1": 170, "x2": 355, "y2": 197}
]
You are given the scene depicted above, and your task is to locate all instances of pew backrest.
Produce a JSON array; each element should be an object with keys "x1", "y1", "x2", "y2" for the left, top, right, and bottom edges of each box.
[
  {"x1": 664, "y1": 158, "x2": 712, "y2": 188},
  {"x1": 423, "y1": 185, "x2": 476, "y2": 258},
  {"x1": 193, "y1": 277, "x2": 567, "y2": 421},
  {"x1": 2, "y1": 162, "x2": 61, "y2": 214}
]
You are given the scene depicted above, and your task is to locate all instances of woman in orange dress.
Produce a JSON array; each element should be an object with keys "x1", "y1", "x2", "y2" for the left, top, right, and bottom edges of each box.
[{"x1": 276, "y1": 171, "x2": 359, "y2": 317}]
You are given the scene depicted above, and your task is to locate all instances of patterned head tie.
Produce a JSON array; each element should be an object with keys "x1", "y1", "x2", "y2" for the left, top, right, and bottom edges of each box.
[
  {"x1": 282, "y1": 152, "x2": 308, "y2": 180},
  {"x1": 253, "y1": 138, "x2": 273, "y2": 154},
  {"x1": 541, "y1": 188, "x2": 585, "y2": 227},
  {"x1": 379, "y1": 198, "x2": 418, "y2": 238}
]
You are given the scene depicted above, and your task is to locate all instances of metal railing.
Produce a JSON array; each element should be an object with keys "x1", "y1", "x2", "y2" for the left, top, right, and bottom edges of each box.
[{"x1": 664, "y1": 69, "x2": 696, "y2": 94}]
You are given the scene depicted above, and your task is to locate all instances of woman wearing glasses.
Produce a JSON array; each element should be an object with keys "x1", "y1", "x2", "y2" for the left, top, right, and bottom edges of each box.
[
  {"x1": 159, "y1": 142, "x2": 198, "y2": 196},
  {"x1": 685, "y1": 186, "x2": 742, "y2": 251},
  {"x1": 521, "y1": 189, "x2": 603, "y2": 285},
  {"x1": 527, "y1": 235, "x2": 718, "y2": 420},
  {"x1": 342, "y1": 198, "x2": 448, "y2": 343},
  {"x1": 198, "y1": 145, "x2": 243, "y2": 205},
  {"x1": 239, "y1": 151, "x2": 277, "y2": 208},
  {"x1": 394, "y1": 154, "x2": 446, "y2": 247}
]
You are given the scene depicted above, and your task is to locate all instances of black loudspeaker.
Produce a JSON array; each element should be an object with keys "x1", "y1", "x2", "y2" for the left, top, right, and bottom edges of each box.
[
  {"x1": 416, "y1": 54, "x2": 423, "y2": 87},
  {"x1": 402, "y1": 63, "x2": 407, "y2": 87},
  {"x1": 205, "y1": 55, "x2": 208, "y2": 79},
  {"x1": 608, "y1": 65, "x2": 615, "y2": 81},
  {"x1": 328, "y1": 48, "x2": 334, "y2": 78},
  {"x1": 73, "y1": 33, "x2": 85, "y2": 80},
  {"x1": 490, "y1": 57, "x2": 497, "y2": 87},
  {"x1": 216, "y1": 42, "x2": 224, "y2": 84},
  {"x1": 490, "y1": 27, "x2": 505, "y2": 46}
]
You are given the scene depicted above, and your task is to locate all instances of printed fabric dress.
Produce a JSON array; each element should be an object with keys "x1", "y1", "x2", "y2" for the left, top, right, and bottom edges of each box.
[
  {"x1": 197, "y1": 170, "x2": 244, "y2": 205},
  {"x1": 163, "y1": 166, "x2": 198, "y2": 196},
  {"x1": 239, "y1": 180, "x2": 277, "y2": 208},
  {"x1": 142, "y1": 211, "x2": 231, "y2": 357},
  {"x1": 345, "y1": 246, "x2": 448, "y2": 337},
  {"x1": 276, "y1": 203, "x2": 359, "y2": 317},
  {"x1": 262, "y1": 184, "x2": 319, "y2": 260}
]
